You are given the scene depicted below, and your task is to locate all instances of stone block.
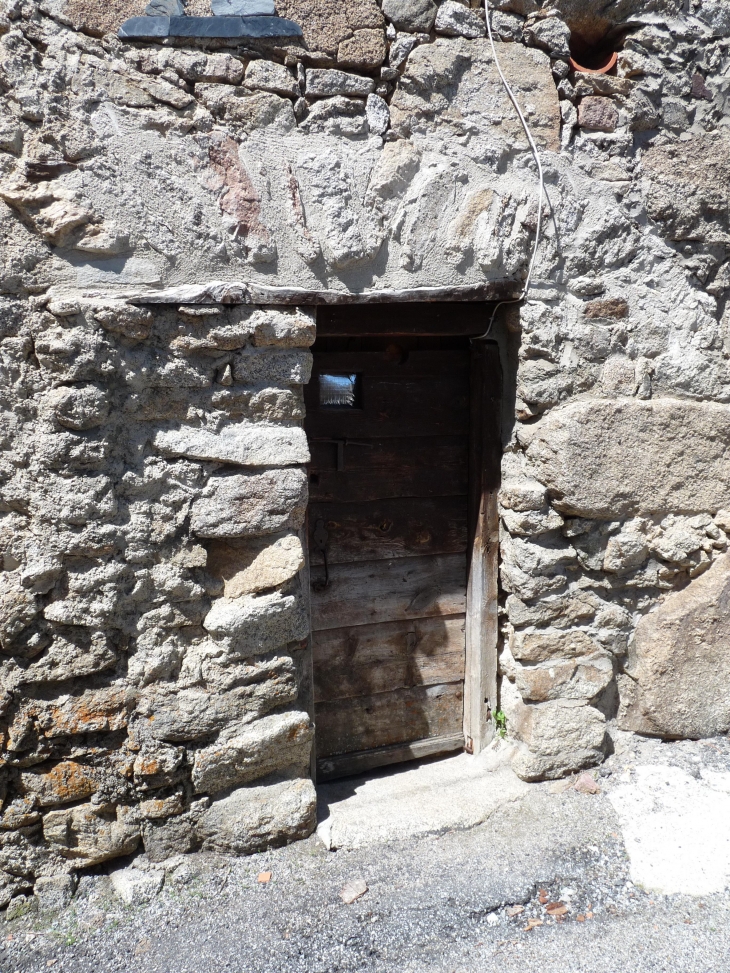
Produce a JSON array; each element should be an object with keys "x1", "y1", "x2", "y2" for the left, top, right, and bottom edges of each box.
[
  {"x1": 521, "y1": 399, "x2": 730, "y2": 518},
  {"x1": 381, "y1": 0, "x2": 437, "y2": 33},
  {"x1": 20, "y1": 762, "x2": 98, "y2": 808},
  {"x1": 34, "y1": 874, "x2": 77, "y2": 914},
  {"x1": 244, "y1": 60, "x2": 299, "y2": 98},
  {"x1": 503, "y1": 681, "x2": 607, "y2": 781},
  {"x1": 434, "y1": 1, "x2": 485, "y2": 39},
  {"x1": 232, "y1": 349, "x2": 312, "y2": 385},
  {"x1": 190, "y1": 469, "x2": 308, "y2": 538},
  {"x1": 154, "y1": 423, "x2": 309, "y2": 468},
  {"x1": 513, "y1": 653, "x2": 614, "y2": 703},
  {"x1": 500, "y1": 478, "x2": 548, "y2": 512},
  {"x1": 523, "y1": 14, "x2": 570, "y2": 55},
  {"x1": 366, "y1": 93, "x2": 390, "y2": 135},
  {"x1": 510, "y1": 629, "x2": 603, "y2": 663},
  {"x1": 501, "y1": 507, "x2": 563, "y2": 537},
  {"x1": 91, "y1": 304, "x2": 152, "y2": 340},
  {"x1": 248, "y1": 308, "x2": 316, "y2": 349},
  {"x1": 299, "y1": 97, "x2": 368, "y2": 138},
  {"x1": 139, "y1": 793, "x2": 185, "y2": 820},
  {"x1": 0, "y1": 572, "x2": 40, "y2": 649},
  {"x1": 133, "y1": 747, "x2": 187, "y2": 790},
  {"x1": 138, "y1": 664, "x2": 298, "y2": 741},
  {"x1": 142, "y1": 810, "x2": 201, "y2": 861},
  {"x1": 203, "y1": 590, "x2": 309, "y2": 655},
  {"x1": 306, "y1": 69, "x2": 375, "y2": 99},
  {"x1": 619, "y1": 554, "x2": 730, "y2": 738},
  {"x1": 275, "y1": 0, "x2": 383, "y2": 56},
  {"x1": 603, "y1": 521, "x2": 649, "y2": 574},
  {"x1": 337, "y1": 29, "x2": 387, "y2": 71},
  {"x1": 202, "y1": 88, "x2": 296, "y2": 134},
  {"x1": 110, "y1": 866, "x2": 165, "y2": 905},
  {"x1": 192, "y1": 710, "x2": 313, "y2": 793},
  {"x1": 207, "y1": 533, "x2": 304, "y2": 597},
  {"x1": 584, "y1": 297, "x2": 629, "y2": 319},
  {"x1": 197, "y1": 778, "x2": 317, "y2": 854},
  {"x1": 388, "y1": 33, "x2": 420, "y2": 70},
  {"x1": 507, "y1": 594, "x2": 599, "y2": 634},
  {"x1": 43, "y1": 804, "x2": 140, "y2": 867},
  {"x1": 578, "y1": 96, "x2": 619, "y2": 133},
  {"x1": 45, "y1": 384, "x2": 109, "y2": 431}
]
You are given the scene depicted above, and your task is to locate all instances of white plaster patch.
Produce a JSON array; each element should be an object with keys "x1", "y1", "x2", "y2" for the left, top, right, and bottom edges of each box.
[
  {"x1": 75, "y1": 256, "x2": 162, "y2": 285},
  {"x1": 607, "y1": 764, "x2": 730, "y2": 895}
]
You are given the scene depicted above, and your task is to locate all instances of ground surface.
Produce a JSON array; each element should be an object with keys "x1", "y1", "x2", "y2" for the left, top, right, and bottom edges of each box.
[{"x1": 2, "y1": 734, "x2": 730, "y2": 973}]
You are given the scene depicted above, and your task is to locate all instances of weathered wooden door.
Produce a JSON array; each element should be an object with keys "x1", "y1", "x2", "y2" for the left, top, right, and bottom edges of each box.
[{"x1": 305, "y1": 336, "x2": 471, "y2": 780}]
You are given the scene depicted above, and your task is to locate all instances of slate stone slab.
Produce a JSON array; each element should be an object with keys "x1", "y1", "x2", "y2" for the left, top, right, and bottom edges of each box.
[
  {"x1": 170, "y1": 15, "x2": 303, "y2": 38},
  {"x1": 119, "y1": 14, "x2": 302, "y2": 40},
  {"x1": 211, "y1": 0, "x2": 277, "y2": 15},
  {"x1": 118, "y1": 15, "x2": 170, "y2": 39}
]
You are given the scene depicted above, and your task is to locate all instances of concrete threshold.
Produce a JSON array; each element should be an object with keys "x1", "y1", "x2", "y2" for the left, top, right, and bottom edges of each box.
[{"x1": 316, "y1": 741, "x2": 530, "y2": 850}]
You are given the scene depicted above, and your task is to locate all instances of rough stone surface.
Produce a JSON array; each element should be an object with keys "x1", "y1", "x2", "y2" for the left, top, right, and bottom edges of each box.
[
  {"x1": 110, "y1": 866, "x2": 165, "y2": 905},
  {"x1": 191, "y1": 710, "x2": 313, "y2": 793},
  {"x1": 275, "y1": 0, "x2": 384, "y2": 58},
  {"x1": 381, "y1": 0, "x2": 437, "y2": 34},
  {"x1": 305, "y1": 69, "x2": 375, "y2": 99},
  {"x1": 503, "y1": 682, "x2": 608, "y2": 782},
  {"x1": 1, "y1": 0, "x2": 729, "y2": 888},
  {"x1": 196, "y1": 779, "x2": 317, "y2": 854},
  {"x1": 207, "y1": 533, "x2": 305, "y2": 597},
  {"x1": 337, "y1": 29, "x2": 387, "y2": 71},
  {"x1": 520, "y1": 400, "x2": 730, "y2": 518},
  {"x1": 244, "y1": 60, "x2": 299, "y2": 98},
  {"x1": 578, "y1": 96, "x2": 620, "y2": 133},
  {"x1": 619, "y1": 555, "x2": 730, "y2": 739},
  {"x1": 33, "y1": 874, "x2": 77, "y2": 913},
  {"x1": 190, "y1": 470, "x2": 308, "y2": 537},
  {"x1": 434, "y1": 1, "x2": 486, "y2": 39}
]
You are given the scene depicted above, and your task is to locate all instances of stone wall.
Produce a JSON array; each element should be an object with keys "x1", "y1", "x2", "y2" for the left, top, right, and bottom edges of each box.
[
  {"x1": 0, "y1": 0, "x2": 729, "y2": 898},
  {"x1": 0, "y1": 294, "x2": 317, "y2": 903}
]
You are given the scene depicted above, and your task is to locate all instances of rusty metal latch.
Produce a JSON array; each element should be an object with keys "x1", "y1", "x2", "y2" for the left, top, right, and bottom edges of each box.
[{"x1": 313, "y1": 438, "x2": 373, "y2": 471}]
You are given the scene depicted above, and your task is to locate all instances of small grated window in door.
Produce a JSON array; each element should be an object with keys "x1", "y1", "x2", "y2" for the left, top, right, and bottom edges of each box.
[{"x1": 319, "y1": 374, "x2": 361, "y2": 408}]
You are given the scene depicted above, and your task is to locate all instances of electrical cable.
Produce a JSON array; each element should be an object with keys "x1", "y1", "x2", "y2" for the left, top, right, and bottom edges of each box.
[{"x1": 476, "y1": 2, "x2": 547, "y2": 339}]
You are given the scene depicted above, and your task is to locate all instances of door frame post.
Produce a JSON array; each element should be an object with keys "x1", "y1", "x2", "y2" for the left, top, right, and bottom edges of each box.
[{"x1": 464, "y1": 339, "x2": 502, "y2": 755}]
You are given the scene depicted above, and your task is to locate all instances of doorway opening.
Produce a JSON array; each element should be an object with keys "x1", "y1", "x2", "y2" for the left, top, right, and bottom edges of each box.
[{"x1": 304, "y1": 304, "x2": 502, "y2": 782}]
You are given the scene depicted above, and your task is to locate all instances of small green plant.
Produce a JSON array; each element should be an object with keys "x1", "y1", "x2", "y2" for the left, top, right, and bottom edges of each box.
[{"x1": 494, "y1": 710, "x2": 507, "y2": 739}]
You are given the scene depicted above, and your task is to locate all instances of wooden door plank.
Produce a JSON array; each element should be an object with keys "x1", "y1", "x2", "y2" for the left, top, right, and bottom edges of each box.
[
  {"x1": 304, "y1": 378, "x2": 469, "y2": 439},
  {"x1": 308, "y1": 497, "x2": 468, "y2": 564},
  {"x1": 317, "y1": 302, "x2": 499, "y2": 337},
  {"x1": 310, "y1": 350, "x2": 469, "y2": 380},
  {"x1": 317, "y1": 733, "x2": 464, "y2": 781},
  {"x1": 464, "y1": 340, "x2": 502, "y2": 756},
  {"x1": 313, "y1": 615, "x2": 466, "y2": 703},
  {"x1": 315, "y1": 682, "x2": 464, "y2": 757},
  {"x1": 309, "y1": 467, "x2": 469, "y2": 504},
  {"x1": 309, "y1": 436, "x2": 469, "y2": 503},
  {"x1": 308, "y1": 435, "x2": 468, "y2": 475},
  {"x1": 310, "y1": 553, "x2": 467, "y2": 631}
]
